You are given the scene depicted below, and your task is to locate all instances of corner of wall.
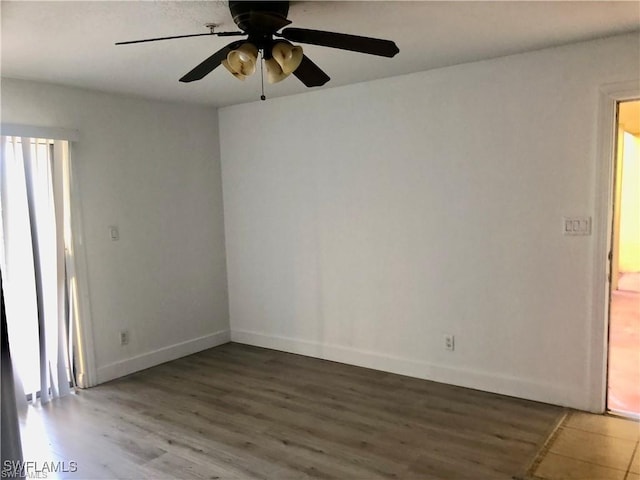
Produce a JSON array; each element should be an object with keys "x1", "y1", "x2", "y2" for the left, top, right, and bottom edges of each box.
[{"x1": 95, "y1": 329, "x2": 231, "y2": 384}]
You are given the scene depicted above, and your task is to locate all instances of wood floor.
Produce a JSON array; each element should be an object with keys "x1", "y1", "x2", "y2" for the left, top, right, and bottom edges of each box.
[{"x1": 20, "y1": 343, "x2": 564, "y2": 479}]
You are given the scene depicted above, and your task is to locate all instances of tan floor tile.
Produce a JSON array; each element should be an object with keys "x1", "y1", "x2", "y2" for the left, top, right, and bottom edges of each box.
[
  {"x1": 631, "y1": 447, "x2": 640, "y2": 474},
  {"x1": 566, "y1": 412, "x2": 640, "y2": 440},
  {"x1": 534, "y1": 452, "x2": 625, "y2": 480},
  {"x1": 627, "y1": 473, "x2": 640, "y2": 480},
  {"x1": 548, "y1": 427, "x2": 635, "y2": 470}
]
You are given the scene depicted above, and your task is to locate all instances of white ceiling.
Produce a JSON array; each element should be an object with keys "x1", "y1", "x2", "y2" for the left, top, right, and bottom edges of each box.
[{"x1": 2, "y1": 1, "x2": 639, "y2": 107}]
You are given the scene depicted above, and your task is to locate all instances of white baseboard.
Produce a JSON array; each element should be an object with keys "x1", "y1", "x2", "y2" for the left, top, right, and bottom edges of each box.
[
  {"x1": 231, "y1": 329, "x2": 584, "y2": 409},
  {"x1": 96, "y1": 329, "x2": 230, "y2": 384}
]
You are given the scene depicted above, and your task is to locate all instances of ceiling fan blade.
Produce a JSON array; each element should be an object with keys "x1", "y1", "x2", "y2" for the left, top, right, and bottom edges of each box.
[
  {"x1": 179, "y1": 40, "x2": 246, "y2": 83},
  {"x1": 281, "y1": 28, "x2": 399, "y2": 58},
  {"x1": 115, "y1": 32, "x2": 244, "y2": 46},
  {"x1": 293, "y1": 55, "x2": 330, "y2": 87}
]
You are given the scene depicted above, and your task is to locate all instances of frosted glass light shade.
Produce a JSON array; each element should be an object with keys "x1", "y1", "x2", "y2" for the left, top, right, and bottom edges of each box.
[
  {"x1": 225, "y1": 43, "x2": 258, "y2": 79},
  {"x1": 222, "y1": 59, "x2": 247, "y2": 80},
  {"x1": 272, "y1": 42, "x2": 303, "y2": 75},
  {"x1": 264, "y1": 57, "x2": 289, "y2": 84}
]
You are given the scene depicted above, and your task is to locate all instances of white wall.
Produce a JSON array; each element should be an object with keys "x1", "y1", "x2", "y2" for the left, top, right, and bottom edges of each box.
[
  {"x1": 220, "y1": 33, "x2": 640, "y2": 411},
  {"x1": 1, "y1": 79, "x2": 229, "y2": 383}
]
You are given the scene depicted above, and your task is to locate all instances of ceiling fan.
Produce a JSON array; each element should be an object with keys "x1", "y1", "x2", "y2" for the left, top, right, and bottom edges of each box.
[{"x1": 116, "y1": 1, "x2": 399, "y2": 93}]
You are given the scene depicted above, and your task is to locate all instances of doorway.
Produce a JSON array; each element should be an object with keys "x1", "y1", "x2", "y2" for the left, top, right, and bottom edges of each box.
[
  {"x1": 607, "y1": 99, "x2": 640, "y2": 418},
  {"x1": 1, "y1": 135, "x2": 78, "y2": 403}
]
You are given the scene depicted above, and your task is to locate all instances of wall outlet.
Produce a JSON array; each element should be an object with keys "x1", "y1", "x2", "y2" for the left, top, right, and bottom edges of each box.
[
  {"x1": 119, "y1": 330, "x2": 130, "y2": 346},
  {"x1": 444, "y1": 334, "x2": 455, "y2": 351}
]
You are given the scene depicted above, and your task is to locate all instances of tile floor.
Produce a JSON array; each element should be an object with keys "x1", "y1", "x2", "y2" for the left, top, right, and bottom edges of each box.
[{"x1": 528, "y1": 411, "x2": 640, "y2": 480}]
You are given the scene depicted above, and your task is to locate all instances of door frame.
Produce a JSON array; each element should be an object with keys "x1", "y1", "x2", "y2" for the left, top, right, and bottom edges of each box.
[{"x1": 590, "y1": 81, "x2": 640, "y2": 413}]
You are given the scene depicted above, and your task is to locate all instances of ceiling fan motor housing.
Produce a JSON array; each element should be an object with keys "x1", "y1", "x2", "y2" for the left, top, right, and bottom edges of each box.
[{"x1": 229, "y1": 1, "x2": 290, "y2": 34}]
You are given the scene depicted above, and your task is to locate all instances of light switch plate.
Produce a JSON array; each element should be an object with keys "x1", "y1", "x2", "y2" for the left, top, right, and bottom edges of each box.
[
  {"x1": 563, "y1": 217, "x2": 591, "y2": 236},
  {"x1": 109, "y1": 226, "x2": 120, "y2": 241}
]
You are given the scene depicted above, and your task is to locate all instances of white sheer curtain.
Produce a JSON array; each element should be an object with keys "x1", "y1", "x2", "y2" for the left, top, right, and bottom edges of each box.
[{"x1": 0, "y1": 135, "x2": 73, "y2": 404}]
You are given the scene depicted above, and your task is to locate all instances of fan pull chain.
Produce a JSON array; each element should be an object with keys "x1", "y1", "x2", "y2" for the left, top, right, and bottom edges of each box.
[{"x1": 260, "y1": 50, "x2": 266, "y2": 101}]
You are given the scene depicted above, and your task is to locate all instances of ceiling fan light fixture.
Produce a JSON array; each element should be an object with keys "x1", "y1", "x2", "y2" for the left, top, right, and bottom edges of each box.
[
  {"x1": 271, "y1": 42, "x2": 303, "y2": 75},
  {"x1": 225, "y1": 42, "x2": 258, "y2": 79},
  {"x1": 264, "y1": 57, "x2": 289, "y2": 84},
  {"x1": 119, "y1": 0, "x2": 399, "y2": 89}
]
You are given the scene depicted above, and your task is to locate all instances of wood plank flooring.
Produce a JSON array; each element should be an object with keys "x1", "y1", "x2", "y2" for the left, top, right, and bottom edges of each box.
[{"x1": 19, "y1": 343, "x2": 564, "y2": 479}]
